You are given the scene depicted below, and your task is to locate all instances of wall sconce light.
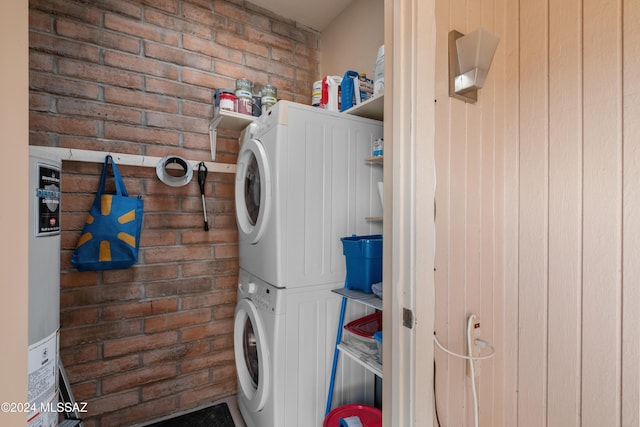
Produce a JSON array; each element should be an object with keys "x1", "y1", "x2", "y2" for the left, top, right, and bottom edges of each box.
[{"x1": 448, "y1": 28, "x2": 499, "y2": 103}]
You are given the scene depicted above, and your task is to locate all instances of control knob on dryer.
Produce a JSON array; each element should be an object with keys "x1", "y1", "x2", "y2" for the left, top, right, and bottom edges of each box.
[
  {"x1": 245, "y1": 122, "x2": 259, "y2": 137},
  {"x1": 239, "y1": 281, "x2": 257, "y2": 294}
]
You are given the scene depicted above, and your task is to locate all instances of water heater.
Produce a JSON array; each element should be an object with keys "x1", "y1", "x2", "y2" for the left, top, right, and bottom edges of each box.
[{"x1": 28, "y1": 147, "x2": 61, "y2": 427}]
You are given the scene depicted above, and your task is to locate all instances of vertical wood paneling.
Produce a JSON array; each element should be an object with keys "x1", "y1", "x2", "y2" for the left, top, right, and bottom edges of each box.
[
  {"x1": 435, "y1": 0, "x2": 639, "y2": 425},
  {"x1": 622, "y1": 0, "x2": 640, "y2": 425},
  {"x1": 502, "y1": 0, "x2": 520, "y2": 425},
  {"x1": 517, "y1": 0, "x2": 549, "y2": 424},
  {"x1": 433, "y1": 0, "x2": 452, "y2": 423},
  {"x1": 445, "y1": 0, "x2": 471, "y2": 423},
  {"x1": 581, "y1": 0, "x2": 623, "y2": 424},
  {"x1": 546, "y1": 0, "x2": 582, "y2": 425}
]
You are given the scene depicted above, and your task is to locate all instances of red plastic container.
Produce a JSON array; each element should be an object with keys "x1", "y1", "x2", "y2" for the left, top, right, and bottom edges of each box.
[
  {"x1": 344, "y1": 311, "x2": 382, "y2": 338},
  {"x1": 343, "y1": 311, "x2": 383, "y2": 355},
  {"x1": 323, "y1": 404, "x2": 382, "y2": 427}
]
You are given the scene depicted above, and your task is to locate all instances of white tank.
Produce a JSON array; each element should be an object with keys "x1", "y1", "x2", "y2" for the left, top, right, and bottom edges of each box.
[{"x1": 28, "y1": 146, "x2": 61, "y2": 427}]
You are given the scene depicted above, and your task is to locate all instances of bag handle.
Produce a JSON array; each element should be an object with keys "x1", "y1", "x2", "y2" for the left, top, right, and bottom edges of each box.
[{"x1": 97, "y1": 155, "x2": 129, "y2": 197}]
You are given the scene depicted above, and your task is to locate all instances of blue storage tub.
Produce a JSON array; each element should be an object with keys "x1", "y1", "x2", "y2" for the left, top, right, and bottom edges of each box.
[{"x1": 340, "y1": 234, "x2": 382, "y2": 293}]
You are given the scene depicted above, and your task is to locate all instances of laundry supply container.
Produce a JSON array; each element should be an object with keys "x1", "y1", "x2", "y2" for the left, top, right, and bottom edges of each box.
[
  {"x1": 341, "y1": 234, "x2": 383, "y2": 293},
  {"x1": 343, "y1": 311, "x2": 382, "y2": 355},
  {"x1": 323, "y1": 404, "x2": 382, "y2": 427}
]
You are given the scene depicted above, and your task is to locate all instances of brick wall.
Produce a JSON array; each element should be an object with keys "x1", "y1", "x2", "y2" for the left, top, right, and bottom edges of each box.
[{"x1": 28, "y1": 0, "x2": 319, "y2": 425}]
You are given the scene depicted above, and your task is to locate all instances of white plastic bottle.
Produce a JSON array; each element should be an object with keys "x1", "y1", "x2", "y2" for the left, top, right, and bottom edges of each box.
[{"x1": 373, "y1": 44, "x2": 384, "y2": 96}]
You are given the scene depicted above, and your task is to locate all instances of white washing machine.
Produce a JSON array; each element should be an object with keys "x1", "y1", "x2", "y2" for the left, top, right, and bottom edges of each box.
[
  {"x1": 234, "y1": 269, "x2": 373, "y2": 427},
  {"x1": 235, "y1": 101, "x2": 383, "y2": 289}
]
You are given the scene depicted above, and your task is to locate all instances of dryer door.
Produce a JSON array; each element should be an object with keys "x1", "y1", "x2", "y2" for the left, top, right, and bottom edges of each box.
[
  {"x1": 235, "y1": 138, "x2": 271, "y2": 244},
  {"x1": 234, "y1": 298, "x2": 270, "y2": 412}
]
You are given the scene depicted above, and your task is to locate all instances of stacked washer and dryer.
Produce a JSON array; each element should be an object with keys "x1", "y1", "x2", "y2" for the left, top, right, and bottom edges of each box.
[{"x1": 233, "y1": 101, "x2": 383, "y2": 427}]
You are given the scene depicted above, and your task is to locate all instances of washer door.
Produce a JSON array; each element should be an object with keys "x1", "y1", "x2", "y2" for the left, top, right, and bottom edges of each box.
[
  {"x1": 235, "y1": 138, "x2": 271, "y2": 244},
  {"x1": 234, "y1": 298, "x2": 270, "y2": 412}
]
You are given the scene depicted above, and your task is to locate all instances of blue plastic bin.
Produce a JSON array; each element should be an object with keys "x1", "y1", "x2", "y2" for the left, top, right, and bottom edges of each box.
[{"x1": 340, "y1": 234, "x2": 382, "y2": 293}]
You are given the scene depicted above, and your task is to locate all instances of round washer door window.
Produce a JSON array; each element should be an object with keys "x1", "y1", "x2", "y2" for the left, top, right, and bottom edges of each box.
[
  {"x1": 235, "y1": 138, "x2": 271, "y2": 244},
  {"x1": 234, "y1": 298, "x2": 270, "y2": 412}
]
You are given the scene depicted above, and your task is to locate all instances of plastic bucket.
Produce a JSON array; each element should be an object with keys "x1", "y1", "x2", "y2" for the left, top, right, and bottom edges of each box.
[{"x1": 323, "y1": 404, "x2": 382, "y2": 427}]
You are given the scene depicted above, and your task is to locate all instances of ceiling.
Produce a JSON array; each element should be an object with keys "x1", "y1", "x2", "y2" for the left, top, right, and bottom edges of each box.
[{"x1": 247, "y1": 0, "x2": 353, "y2": 32}]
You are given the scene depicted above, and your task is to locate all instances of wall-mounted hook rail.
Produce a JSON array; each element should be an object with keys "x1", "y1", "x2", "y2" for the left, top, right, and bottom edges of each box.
[{"x1": 34, "y1": 147, "x2": 236, "y2": 175}]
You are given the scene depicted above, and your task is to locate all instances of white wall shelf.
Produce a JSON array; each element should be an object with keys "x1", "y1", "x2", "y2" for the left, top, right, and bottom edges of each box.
[
  {"x1": 344, "y1": 94, "x2": 384, "y2": 121},
  {"x1": 337, "y1": 343, "x2": 383, "y2": 378},
  {"x1": 332, "y1": 288, "x2": 383, "y2": 378},
  {"x1": 209, "y1": 109, "x2": 255, "y2": 160}
]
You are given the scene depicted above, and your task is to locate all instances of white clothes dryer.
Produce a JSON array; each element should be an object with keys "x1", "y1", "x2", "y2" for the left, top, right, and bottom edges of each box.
[
  {"x1": 235, "y1": 101, "x2": 383, "y2": 289},
  {"x1": 234, "y1": 269, "x2": 374, "y2": 427}
]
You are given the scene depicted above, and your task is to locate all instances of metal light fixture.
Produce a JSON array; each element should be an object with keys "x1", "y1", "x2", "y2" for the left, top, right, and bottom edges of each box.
[{"x1": 448, "y1": 28, "x2": 499, "y2": 103}]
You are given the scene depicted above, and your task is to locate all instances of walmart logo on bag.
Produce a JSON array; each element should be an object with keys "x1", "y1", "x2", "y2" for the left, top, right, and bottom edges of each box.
[
  {"x1": 76, "y1": 195, "x2": 138, "y2": 262},
  {"x1": 71, "y1": 155, "x2": 144, "y2": 272}
]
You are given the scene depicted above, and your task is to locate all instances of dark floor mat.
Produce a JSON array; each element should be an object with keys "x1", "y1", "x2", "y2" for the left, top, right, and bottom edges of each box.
[{"x1": 146, "y1": 402, "x2": 236, "y2": 427}]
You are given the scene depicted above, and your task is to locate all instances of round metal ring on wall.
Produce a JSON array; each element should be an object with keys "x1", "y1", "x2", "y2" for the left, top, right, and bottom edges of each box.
[{"x1": 156, "y1": 155, "x2": 193, "y2": 187}]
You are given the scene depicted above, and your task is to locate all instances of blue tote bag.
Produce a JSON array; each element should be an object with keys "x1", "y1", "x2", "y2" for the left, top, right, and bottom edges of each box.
[{"x1": 71, "y1": 155, "x2": 144, "y2": 271}]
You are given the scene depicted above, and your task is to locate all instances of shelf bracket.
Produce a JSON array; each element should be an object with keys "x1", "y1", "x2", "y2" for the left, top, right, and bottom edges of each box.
[{"x1": 208, "y1": 115, "x2": 224, "y2": 161}]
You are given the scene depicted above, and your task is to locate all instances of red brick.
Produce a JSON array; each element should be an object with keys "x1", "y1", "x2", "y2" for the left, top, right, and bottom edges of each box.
[
  {"x1": 139, "y1": 229, "x2": 180, "y2": 247},
  {"x1": 102, "y1": 298, "x2": 179, "y2": 321},
  {"x1": 30, "y1": 31, "x2": 101, "y2": 63},
  {"x1": 144, "y1": 277, "x2": 213, "y2": 298},
  {"x1": 142, "y1": 212, "x2": 212, "y2": 230},
  {"x1": 60, "y1": 320, "x2": 143, "y2": 348},
  {"x1": 215, "y1": 1, "x2": 270, "y2": 30},
  {"x1": 60, "y1": 307, "x2": 100, "y2": 327},
  {"x1": 30, "y1": 73, "x2": 100, "y2": 99},
  {"x1": 56, "y1": 19, "x2": 141, "y2": 54},
  {"x1": 139, "y1": 0, "x2": 179, "y2": 15},
  {"x1": 141, "y1": 370, "x2": 209, "y2": 401},
  {"x1": 144, "y1": 41, "x2": 211, "y2": 70},
  {"x1": 212, "y1": 333, "x2": 234, "y2": 350},
  {"x1": 30, "y1": 112, "x2": 98, "y2": 137},
  {"x1": 182, "y1": 2, "x2": 216, "y2": 26},
  {"x1": 214, "y1": 244, "x2": 238, "y2": 260},
  {"x1": 58, "y1": 58, "x2": 144, "y2": 89},
  {"x1": 246, "y1": 26, "x2": 292, "y2": 51},
  {"x1": 213, "y1": 303, "x2": 236, "y2": 320},
  {"x1": 182, "y1": 99, "x2": 213, "y2": 119},
  {"x1": 145, "y1": 308, "x2": 212, "y2": 333},
  {"x1": 103, "y1": 122, "x2": 180, "y2": 145},
  {"x1": 246, "y1": 54, "x2": 295, "y2": 80},
  {"x1": 181, "y1": 318, "x2": 234, "y2": 342},
  {"x1": 104, "y1": 86, "x2": 179, "y2": 113},
  {"x1": 71, "y1": 380, "x2": 98, "y2": 401},
  {"x1": 183, "y1": 34, "x2": 243, "y2": 64},
  {"x1": 60, "y1": 284, "x2": 144, "y2": 307},
  {"x1": 85, "y1": 389, "x2": 141, "y2": 418},
  {"x1": 30, "y1": 92, "x2": 50, "y2": 111},
  {"x1": 102, "y1": 364, "x2": 177, "y2": 394},
  {"x1": 103, "y1": 331, "x2": 179, "y2": 358},
  {"x1": 146, "y1": 111, "x2": 209, "y2": 133},
  {"x1": 57, "y1": 98, "x2": 142, "y2": 124},
  {"x1": 181, "y1": 289, "x2": 236, "y2": 309},
  {"x1": 60, "y1": 344, "x2": 100, "y2": 366},
  {"x1": 215, "y1": 31, "x2": 269, "y2": 58},
  {"x1": 104, "y1": 51, "x2": 180, "y2": 81},
  {"x1": 181, "y1": 228, "x2": 238, "y2": 245},
  {"x1": 99, "y1": 395, "x2": 176, "y2": 427},
  {"x1": 146, "y1": 76, "x2": 212, "y2": 103},
  {"x1": 214, "y1": 274, "x2": 238, "y2": 290},
  {"x1": 29, "y1": 9, "x2": 51, "y2": 32},
  {"x1": 212, "y1": 361, "x2": 236, "y2": 382},
  {"x1": 271, "y1": 20, "x2": 310, "y2": 43},
  {"x1": 102, "y1": 265, "x2": 180, "y2": 285},
  {"x1": 60, "y1": 274, "x2": 98, "y2": 290},
  {"x1": 183, "y1": 131, "x2": 211, "y2": 152},
  {"x1": 144, "y1": 8, "x2": 210, "y2": 39},
  {"x1": 30, "y1": 0, "x2": 101, "y2": 26},
  {"x1": 142, "y1": 341, "x2": 210, "y2": 366},
  {"x1": 105, "y1": 12, "x2": 179, "y2": 46},
  {"x1": 64, "y1": 355, "x2": 140, "y2": 383},
  {"x1": 178, "y1": 380, "x2": 236, "y2": 409}
]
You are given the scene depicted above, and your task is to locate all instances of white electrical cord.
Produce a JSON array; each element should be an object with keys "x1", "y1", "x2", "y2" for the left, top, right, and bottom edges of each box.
[{"x1": 433, "y1": 316, "x2": 495, "y2": 427}]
